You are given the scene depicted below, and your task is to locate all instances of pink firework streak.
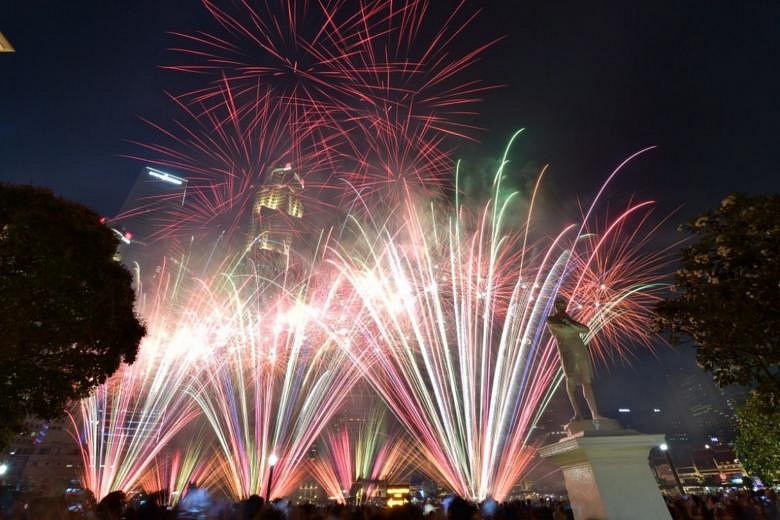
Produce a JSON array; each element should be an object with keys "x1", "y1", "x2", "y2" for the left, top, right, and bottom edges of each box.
[
  {"x1": 328, "y1": 137, "x2": 673, "y2": 500},
  {"x1": 137, "y1": 440, "x2": 225, "y2": 506},
  {"x1": 306, "y1": 408, "x2": 434, "y2": 503},
  {"x1": 186, "y1": 253, "x2": 364, "y2": 500},
  {"x1": 116, "y1": 80, "x2": 342, "y2": 243},
  {"x1": 68, "y1": 255, "x2": 220, "y2": 500},
  {"x1": 165, "y1": 0, "x2": 501, "y2": 201}
]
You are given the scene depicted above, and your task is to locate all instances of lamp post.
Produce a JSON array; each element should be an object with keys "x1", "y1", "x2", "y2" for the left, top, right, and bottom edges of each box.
[
  {"x1": 265, "y1": 453, "x2": 279, "y2": 503},
  {"x1": 660, "y1": 443, "x2": 685, "y2": 495}
]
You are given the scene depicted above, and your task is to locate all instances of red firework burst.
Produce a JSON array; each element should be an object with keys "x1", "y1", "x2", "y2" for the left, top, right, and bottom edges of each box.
[
  {"x1": 116, "y1": 79, "x2": 342, "y2": 244},
  {"x1": 335, "y1": 104, "x2": 455, "y2": 204},
  {"x1": 164, "y1": 0, "x2": 500, "y2": 201}
]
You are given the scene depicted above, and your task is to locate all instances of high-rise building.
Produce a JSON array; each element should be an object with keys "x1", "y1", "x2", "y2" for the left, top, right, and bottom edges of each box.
[
  {"x1": 249, "y1": 164, "x2": 304, "y2": 259},
  {"x1": 1, "y1": 419, "x2": 82, "y2": 498},
  {"x1": 666, "y1": 368, "x2": 740, "y2": 445}
]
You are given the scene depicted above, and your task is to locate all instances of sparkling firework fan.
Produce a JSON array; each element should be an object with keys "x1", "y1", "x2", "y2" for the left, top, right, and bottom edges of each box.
[{"x1": 328, "y1": 137, "x2": 671, "y2": 500}]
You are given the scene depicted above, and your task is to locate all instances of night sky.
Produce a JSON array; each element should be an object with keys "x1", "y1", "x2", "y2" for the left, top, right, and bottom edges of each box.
[{"x1": 2, "y1": 2, "x2": 779, "y2": 422}]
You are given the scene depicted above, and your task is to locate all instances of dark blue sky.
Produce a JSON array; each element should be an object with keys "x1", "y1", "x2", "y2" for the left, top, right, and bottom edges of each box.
[
  {"x1": 2, "y1": 1, "x2": 778, "y2": 424},
  {"x1": 2, "y1": 2, "x2": 779, "y2": 217}
]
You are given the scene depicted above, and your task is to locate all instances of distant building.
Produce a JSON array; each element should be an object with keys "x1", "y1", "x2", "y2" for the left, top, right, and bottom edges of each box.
[
  {"x1": 249, "y1": 165, "x2": 304, "y2": 258},
  {"x1": 295, "y1": 480, "x2": 326, "y2": 504},
  {"x1": 608, "y1": 367, "x2": 743, "y2": 446},
  {"x1": 666, "y1": 368, "x2": 741, "y2": 445},
  {"x1": 650, "y1": 443, "x2": 746, "y2": 494},
  {"x1": 1, "y1": 419, "x2": 82, "y2": 498}
]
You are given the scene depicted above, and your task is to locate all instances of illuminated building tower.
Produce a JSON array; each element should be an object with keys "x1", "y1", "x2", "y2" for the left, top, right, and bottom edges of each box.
[
  {"x1": 249, "y1": 164, "x2": 304, "y2": 263},
  {"x1": 2, "y1": 418, "x2": 83, "y2": 498}
]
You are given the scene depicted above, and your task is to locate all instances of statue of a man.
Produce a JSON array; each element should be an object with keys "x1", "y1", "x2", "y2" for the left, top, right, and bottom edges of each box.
[{"x1": 546, "y1": 296, "x2": 603, "y2": 422}]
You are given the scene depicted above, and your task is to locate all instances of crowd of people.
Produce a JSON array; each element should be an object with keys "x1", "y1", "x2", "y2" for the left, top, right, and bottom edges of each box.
[
  {"x1": 665, "y1": 490, "x2": 780, "y2": 520},
  {"x1": 0, "y1": 493, "x2": 574, "y2": 520},
  {"x1": 3, "y1": 489, "x2": 780, "y2": 519}
]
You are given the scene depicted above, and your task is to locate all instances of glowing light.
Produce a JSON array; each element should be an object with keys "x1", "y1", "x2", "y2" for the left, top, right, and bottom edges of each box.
[
  {"x1": 0, "y1": 32, "x2": 14, "y2": 52},
  {"x1": 184, "y1": 253, "x2": 362, "y2": 500},
  {"x1": 386, "y1": 485, "x2": 411, "y2": 507},
  {"x1": 146, "y1": 167, "x2": 186, "y2": 186},
  {"x1": 306, "y1": 409, "x2": 432, "y2": 504},
  {"x1": 329, "y1": 139, "x2": 671, "y2": 500},
  {"x1": 138, "y1": 443, "x2": 224, "y2": 506},
  {"x1": 71, "y1": 249, "x2": 361, "y2": 500},
  {"x1": 111, "y1": 228, "x2": 131, "y2": 244}
]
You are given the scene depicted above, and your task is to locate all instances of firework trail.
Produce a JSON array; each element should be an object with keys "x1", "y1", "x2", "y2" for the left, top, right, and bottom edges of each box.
[
  {"x1": 68, "y1": 255, "x2": 216, "y2": 500},
  {"x1": 137, "y1": 438, "x2": 224, "y2": 506},
  {"x1": 328, "y1": 136, "x2": 671, "y2": 500},
  {"x1": 337, "y1": 105, "x2": 456, "y2": 204},
  {"x1": 306, "y1": 408, "x2": 432, "y2": 503},
  {"x1": 69, "y1": 245, "x2": 282, "y2": 499},
  {"x1": 164, "y1": 0, "x2": 499, "y2": 203},
  {"x1": 185, "y1": 251, "x2": 364, "y2": 500},
  {"x1": 71, "y1": 0, "x2": 678, "y2": 504},
  {"x1": 71, "y1": 235, "x2": 366, "y2": 501},
  {"x1": 116, "y1": 80, "x2": 342, "y2": 244}
]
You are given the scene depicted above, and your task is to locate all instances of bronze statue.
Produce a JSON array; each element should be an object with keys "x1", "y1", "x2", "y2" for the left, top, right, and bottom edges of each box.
[{"x1": 546, "y1": 296, "x2": 604, "y2": 423}]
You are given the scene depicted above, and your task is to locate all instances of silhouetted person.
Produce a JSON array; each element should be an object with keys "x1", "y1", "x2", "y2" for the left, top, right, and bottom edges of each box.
[
  {"x1": 240, "y1": 494, "x2": 264, "y2": 520},
  {"x1": 97, "y1": 491, "x2": 125, "y2": 520},
  {"x1": 447, "y1": 496, "x2": 476, "y2": 520}
]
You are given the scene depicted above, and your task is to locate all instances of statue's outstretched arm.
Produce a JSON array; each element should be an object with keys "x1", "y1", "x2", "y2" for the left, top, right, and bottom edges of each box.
[
  {"x1": 563, "y1": 316, "x2": 590, "y2": 333},
  {"x1": 574, "y1": 320, "x2": 590, "y2": 334}
]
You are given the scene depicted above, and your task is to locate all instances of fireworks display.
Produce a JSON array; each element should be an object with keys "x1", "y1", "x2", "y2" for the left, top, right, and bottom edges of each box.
[
  {"x1": 328, "y1": 140, "x2": 670, "y2": 500},
  {"x1": 137, "y1": 439, "x2": 223, "y2": 506},
  {"x1": 65, "y1": 0, "x2": 672, "y2": 506},
  {"x1": 188, "y1": 256, "x2": 363, "y2": 499},
  {"x1": 117, "y1": 81, "x2": 341, "y2": 244},
  {"x1": 306, "y1": 408, "x2": 430, "y2": 503},
  {"x1": 158, "y1": 0, "x2": 498, "y2": 210},
  {"x1": 67, "y1": 255, "x2": 210, "y2": 500}
]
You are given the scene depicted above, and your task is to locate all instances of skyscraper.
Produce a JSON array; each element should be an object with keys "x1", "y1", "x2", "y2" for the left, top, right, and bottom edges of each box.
[
  {"x1": 666, "y1": 367, "x2": 741, "y2": 445},
  {"x1": 249, "y1": 164, "x2": 304, "y2": 263}
]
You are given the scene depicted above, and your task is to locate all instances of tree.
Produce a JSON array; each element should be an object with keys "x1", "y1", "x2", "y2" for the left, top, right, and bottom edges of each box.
[
  {"x1": 0, "y1": 184, "x2": 145, "y2": 447},
  {"x1": 656, "y1": 194, "x2": 780, "y2": 410},
  {"x1": 735, "y1": 393, "x2": 780, "y2": 484}
]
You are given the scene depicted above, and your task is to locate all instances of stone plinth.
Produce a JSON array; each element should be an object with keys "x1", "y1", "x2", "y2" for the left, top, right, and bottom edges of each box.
[
  {"x1": 565, "y1": 417, "x2": 622, "y2": 435},
  {"x1": 538, "y1": 428, "x2": 670, "y2": 520}
]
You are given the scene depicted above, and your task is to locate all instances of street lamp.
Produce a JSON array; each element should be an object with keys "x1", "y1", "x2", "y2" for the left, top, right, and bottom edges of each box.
[
  {"x1": 0, "y1": 463, "x2": 7, "y2": 476},
  {"x1": 265, "y1": 453, "x2": 279, "y2": 503},
  {"x1": 659, "y1": 443, "x2": 684, "y2": 495}
]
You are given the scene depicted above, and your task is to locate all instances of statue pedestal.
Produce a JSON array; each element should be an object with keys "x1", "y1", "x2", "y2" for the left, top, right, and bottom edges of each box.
[{"x1": 538, "y1": 425, "x2": 670, "y2": 520}]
